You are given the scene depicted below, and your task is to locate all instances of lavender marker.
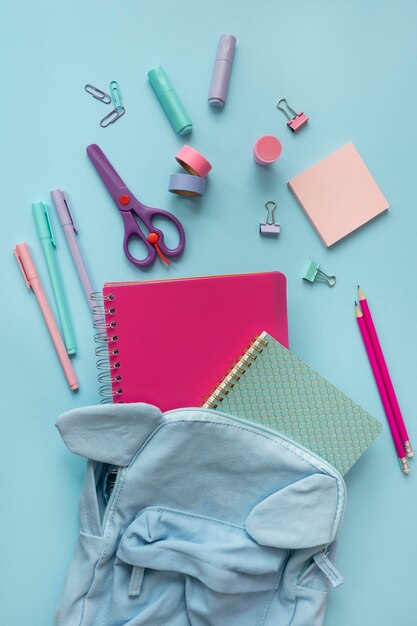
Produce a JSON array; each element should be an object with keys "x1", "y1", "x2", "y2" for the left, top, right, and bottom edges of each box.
[
  {"x1": 50, "y1": 189, "x2": 100, "y2": 322},
  {"x1": 208, "y1": 34, "x2": 236, "y2": 107}
]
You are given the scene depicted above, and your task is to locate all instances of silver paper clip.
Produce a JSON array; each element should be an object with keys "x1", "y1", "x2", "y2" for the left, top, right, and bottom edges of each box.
[
  {"x1": 85, "y1": 84, "x2": 111, "y2": 104},
  {"x1": 100, "y1": 81, "x2": 125, "y2": 128},
  {"x1": 100, "y1": 107, "x2": 126, "y2": 127},
  {"x1": 260, "y1": 200, "x2": 280, "y2": 236}
]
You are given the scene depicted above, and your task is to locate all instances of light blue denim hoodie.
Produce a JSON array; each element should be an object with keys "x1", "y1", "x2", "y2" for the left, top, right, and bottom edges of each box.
[{"x1": 55, "y1": 403, "x2": 346, "y2": 626}]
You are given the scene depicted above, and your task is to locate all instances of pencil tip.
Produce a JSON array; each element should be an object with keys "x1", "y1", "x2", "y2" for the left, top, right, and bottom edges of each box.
[{"x1": 354, "y1": 300, "x2": 357, "y2": 306}]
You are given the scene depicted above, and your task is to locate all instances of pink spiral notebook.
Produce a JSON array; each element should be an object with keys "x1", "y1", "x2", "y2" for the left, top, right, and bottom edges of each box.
[{"x1": 101, "y1": 272, "x2": 288, "y2": 410}]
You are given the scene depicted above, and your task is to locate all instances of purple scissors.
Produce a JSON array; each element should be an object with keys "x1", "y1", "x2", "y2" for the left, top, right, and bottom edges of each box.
[{"x1": 87, "y1": 144, "x2": 185, "y2": 267}]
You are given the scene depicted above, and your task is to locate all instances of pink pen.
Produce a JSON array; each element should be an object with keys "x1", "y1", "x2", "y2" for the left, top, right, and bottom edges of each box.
[
  {"x1": 14, "y1": 242, "x2": 79, "y2": 391},
  {"x1": 355, "y1": 303, "x2": 408, "y2": 474}
]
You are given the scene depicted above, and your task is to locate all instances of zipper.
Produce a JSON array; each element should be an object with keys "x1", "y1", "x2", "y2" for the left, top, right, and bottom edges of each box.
[
  {"x1": 101, "y1": 466, "x2": 124, "y2": 533},
  {"x1": 165, "y1": 407, "x2": 346, "y2": 530},
  {"x1": 165, "y1": 407, "x2": 345, "y2": 482}
]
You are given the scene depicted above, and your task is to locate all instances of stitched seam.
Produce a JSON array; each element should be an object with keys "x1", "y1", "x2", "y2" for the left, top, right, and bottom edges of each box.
[
  {"x1": 258, "y1": 551, "x2": 288, "y2": 626},
  {"x1": 132, "y1": 419, "x2": 344, "y2": 540},
  {"x1": 80, "y1": 463, "x2": 92, "y2": 535},
  {"x1": 101, "y1": 469, "x2": 127, "y2": 553},
  {"x1": 313, "y1": 554, "x2": 341, "y2": 585},
  {"x1": 77, "y1": 466, "x2": 110, "y2": 626},
  {"x1": 98, "y1": 468, "x2": 128, "y2": 626},
  {"x1": 295, "y1": 584, "x2": 328, "y2": 592},
  {"x1": 79, "y1": 547, "x2": 107, "y2": 626},
  {"x1": 91, "y1": 414, "x2": 344, "y2": 625},
  {"x1": 288, "y1": 557, "x2": 331, "y2": 626},
  {"x1": 135, "y1": 543, "x2": 278, "y2": 578},
  {"x1": 168, "y1": 410, "x2": 343, "y2": 476},
  {"x1": 128, "y1": 566, "x2": 144, "y2": 596},
  {"x1": 81, "y1": 489, "x2": 91, "y2": 535},
  {"x1": 138, "y1": 506, "x2": 245, "y2": 531},
  {"x1": 287, "y1": 565, "x2": 303, "y2": 626},
  {"x1": 114, "y1": 418, "x2": 343, "y2": 556},
  {"x1": 140, "y1": 420, "x2": 324, "y2": 472},
  {"x1": 292, "y1": 567, "x2": 299, "y2": 601},
  {"x1": 145, "y1": 509, "x2": 151, "y2": 538},
  {"x1": 122, "y1": 415, "x2": 344, "y2": 487}
]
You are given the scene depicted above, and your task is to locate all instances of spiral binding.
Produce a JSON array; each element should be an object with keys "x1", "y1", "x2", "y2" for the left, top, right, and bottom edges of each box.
[
  {"x1": 202, "y1": 335, "x2": 268, "y2": 409},
  {"x1": 92, "y1": 300, "x2": 116, "y2": 317},
  {"x1": 92, "y1": 291, "x2": 124, "y2": 403},
  {"x1": 95, "y1": 345, "x2": 120, "y2": 358},
  {"x1": 91, "y1": 291, "x2": 115, "y2": 301}
]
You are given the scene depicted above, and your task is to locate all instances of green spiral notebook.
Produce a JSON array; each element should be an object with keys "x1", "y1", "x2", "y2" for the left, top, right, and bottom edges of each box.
[{"x1": 202, "y1": 331, "x2": 382, "y2": 475}]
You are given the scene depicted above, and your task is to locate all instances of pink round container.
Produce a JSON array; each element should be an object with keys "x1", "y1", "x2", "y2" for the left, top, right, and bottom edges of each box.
[{"x1": 253, "y1": 135, "x2": 282, "y2": 165}]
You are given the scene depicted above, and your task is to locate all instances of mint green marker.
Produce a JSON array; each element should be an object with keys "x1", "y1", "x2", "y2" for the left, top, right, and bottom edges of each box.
[
  {"x1": 147, "y1": 66, "x2": 193, "y2": 136},
  {"x1": 32, "y1": 202, "x2": 77, "y2": 355}
]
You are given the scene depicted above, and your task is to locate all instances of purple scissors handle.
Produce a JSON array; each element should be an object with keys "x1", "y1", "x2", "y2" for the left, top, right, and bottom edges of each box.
[
  {"x1": 121, "y1": 202, "x2": 185, "y2": 267},
  {"x1": 86, "y1": 144, "x2": 186, "y2": 268}
]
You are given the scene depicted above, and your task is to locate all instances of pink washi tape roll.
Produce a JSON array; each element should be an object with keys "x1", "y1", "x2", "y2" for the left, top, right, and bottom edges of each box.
[
  {"x1": 253, "y1": 135, "x2": 282, "y2": 165},
  {"x1": 175, "y1": 145, "x2": 212, "y2": 177}
]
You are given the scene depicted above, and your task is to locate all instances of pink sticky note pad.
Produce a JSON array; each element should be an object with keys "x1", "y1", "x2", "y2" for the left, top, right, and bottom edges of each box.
[{"x1": 288, "y1": 142, "x2": 389, "y2": 247}]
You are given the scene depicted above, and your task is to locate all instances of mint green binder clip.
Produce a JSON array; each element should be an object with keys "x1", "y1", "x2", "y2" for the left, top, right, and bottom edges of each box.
[{"x1": 303, "y1": 261, "x2": 336, "y2": 287}]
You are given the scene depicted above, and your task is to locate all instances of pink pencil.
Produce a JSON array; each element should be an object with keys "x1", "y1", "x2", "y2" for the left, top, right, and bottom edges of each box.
[
  {"x1": 358, "y1": 287, "x2": 412, "y2": 458},
  {"x1": 355, "y1": 303, "x2": 409, "y2": 474}
]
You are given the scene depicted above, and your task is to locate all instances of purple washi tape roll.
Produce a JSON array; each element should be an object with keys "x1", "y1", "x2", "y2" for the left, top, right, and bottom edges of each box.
[
  {"x1": 208, "y1": 34, "x2": 236, "y2": 107},
  {"x1": 168, "y1": 173, "x2": 206, "y2": 196}
]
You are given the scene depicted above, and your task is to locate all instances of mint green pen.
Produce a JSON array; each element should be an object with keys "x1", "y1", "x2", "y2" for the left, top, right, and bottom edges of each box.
[{"x1": 32, "y1": 202, "x2": 77, "y2": 355}]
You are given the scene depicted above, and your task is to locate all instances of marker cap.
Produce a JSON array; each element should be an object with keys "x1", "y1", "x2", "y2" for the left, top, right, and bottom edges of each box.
[
  {"x1": 14, "y1": 242, "x2": 37, "y2": 288},
  {"x1": 208, "y1": 35, "x2": 236, "y2": 107},
  {"x1": 32, "y1": 202, "x2": 56, "y2": 244}
]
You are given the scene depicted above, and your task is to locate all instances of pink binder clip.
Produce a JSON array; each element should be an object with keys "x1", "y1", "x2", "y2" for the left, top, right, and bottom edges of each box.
[{"x1": 276, "y1": 98, "x2": 309, "y2": 133}]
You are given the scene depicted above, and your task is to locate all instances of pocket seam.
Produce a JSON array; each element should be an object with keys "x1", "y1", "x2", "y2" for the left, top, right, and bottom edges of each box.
[
  {"x1": 136, "y1": 506, "x2": 246, "y2": 531},
  {"x1": 121, "y1": 542, "x2": 249, "y2": 575}
]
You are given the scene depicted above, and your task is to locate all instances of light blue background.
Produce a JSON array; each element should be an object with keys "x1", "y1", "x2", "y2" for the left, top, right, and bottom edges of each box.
[{"x1": 1, "y1": 1, "x2": 417, "y2": 624}]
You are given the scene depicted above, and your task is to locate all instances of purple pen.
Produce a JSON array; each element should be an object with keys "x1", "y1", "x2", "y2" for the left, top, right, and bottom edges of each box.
[
  {"x1": 208, "y1": 34, "x2": 236, "y2": 107},
  {"x1": 50, "y1": 189, "x2": 100, "y2": 322}
]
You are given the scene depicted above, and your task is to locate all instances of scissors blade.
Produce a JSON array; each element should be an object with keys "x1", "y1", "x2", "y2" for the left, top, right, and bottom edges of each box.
[{"x1": 86, "y1": 144, "x2": 134, "y2": 206}]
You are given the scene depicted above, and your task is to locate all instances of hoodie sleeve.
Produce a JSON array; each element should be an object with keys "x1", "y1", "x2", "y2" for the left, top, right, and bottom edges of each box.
[{"x1": 56, "y1": 402, "x2": 164, "y2": 466}]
